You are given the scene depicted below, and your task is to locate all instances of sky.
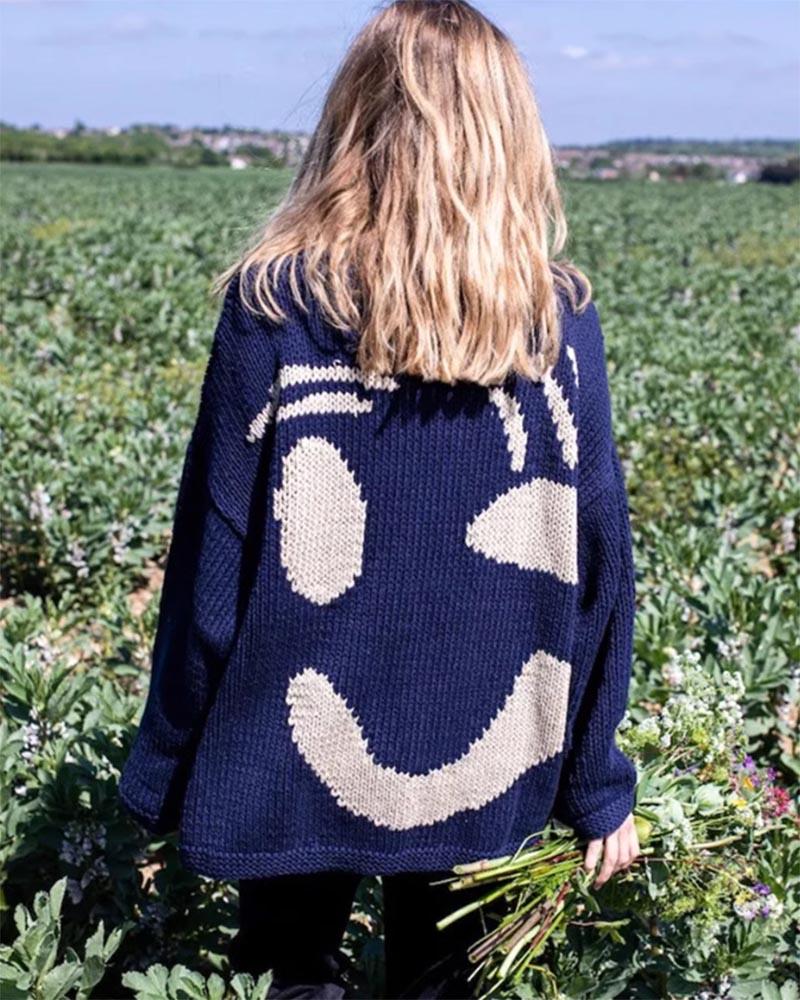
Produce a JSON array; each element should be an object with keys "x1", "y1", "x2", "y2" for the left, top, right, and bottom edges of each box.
[{"x1": 1, "y1": 0, "x2": 798, "y2": 145}]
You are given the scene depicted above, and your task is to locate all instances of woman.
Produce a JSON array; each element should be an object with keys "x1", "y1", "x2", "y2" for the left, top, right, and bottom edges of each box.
[{"x1": 119, "y1": 1, "x2": 640, "y2": 996}]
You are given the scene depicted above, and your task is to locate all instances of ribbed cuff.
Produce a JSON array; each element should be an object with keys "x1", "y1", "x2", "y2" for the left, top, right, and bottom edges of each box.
[
  {"x1": 118, "y1": 733, "x2": 183, "y2": 837},
  {"x1": 553, "y1": 781, "x2": 636, "y2": 842}
]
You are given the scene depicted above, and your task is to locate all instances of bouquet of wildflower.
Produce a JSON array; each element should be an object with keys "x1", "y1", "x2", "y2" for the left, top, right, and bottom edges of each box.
[{"x1": 437, "y1": 650, "x2": 797, "y2": 999}]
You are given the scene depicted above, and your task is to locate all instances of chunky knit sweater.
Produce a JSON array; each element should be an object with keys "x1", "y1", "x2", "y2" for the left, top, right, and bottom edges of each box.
[{"x1": 118, "y1": 259, "x2": 638, "y2": 879}]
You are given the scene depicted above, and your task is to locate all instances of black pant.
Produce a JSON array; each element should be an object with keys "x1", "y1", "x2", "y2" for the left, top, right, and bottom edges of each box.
[{"x1": 227, "y1": 869, "x2": 487, "y2": 999}]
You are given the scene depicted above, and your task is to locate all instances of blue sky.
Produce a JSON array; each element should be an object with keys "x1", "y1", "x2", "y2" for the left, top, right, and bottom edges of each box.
[{"x1": 1, "y1": 0, "x2": 798, "y2": 144}]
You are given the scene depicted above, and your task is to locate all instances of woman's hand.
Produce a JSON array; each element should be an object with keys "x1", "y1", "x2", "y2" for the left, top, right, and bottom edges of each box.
[{"x1": 583, "y1": 812, "x2": 640, "y2": 887}]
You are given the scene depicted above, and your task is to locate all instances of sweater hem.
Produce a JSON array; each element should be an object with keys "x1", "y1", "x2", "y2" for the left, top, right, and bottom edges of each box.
[{"x1": 179, "y1": 834, "x2": 548, "y2": 880}]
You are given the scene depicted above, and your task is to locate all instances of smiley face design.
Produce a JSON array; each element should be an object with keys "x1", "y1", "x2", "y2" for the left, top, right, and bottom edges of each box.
[{"x1": 246, "y1": 353, "x2": 580, "y2": 831}]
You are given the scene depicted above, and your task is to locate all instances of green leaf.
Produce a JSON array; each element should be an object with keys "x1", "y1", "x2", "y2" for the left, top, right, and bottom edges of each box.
[
  {"x1": 38, "y1": 959, "x2": 82, "y2": 1000},
  {"x1": 47, "y1": 878, "x2": 68, "y2": 921},
  {"x1": 206, "y1": 973, "x2": 226, "y2": 1000},
  {"x1": 122, "y1": 964, "x2": 171, "y2": 1000}
]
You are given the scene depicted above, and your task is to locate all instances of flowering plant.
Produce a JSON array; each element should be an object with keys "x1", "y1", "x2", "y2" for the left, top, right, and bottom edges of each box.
[{"x1": 439, "y1": 650, "x2": 798, "y2": 998}]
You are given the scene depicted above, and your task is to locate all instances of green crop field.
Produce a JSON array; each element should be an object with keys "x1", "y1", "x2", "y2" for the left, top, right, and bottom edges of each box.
[{"x1": 1, "y1": 163, "x2": 799, "y2": 999}]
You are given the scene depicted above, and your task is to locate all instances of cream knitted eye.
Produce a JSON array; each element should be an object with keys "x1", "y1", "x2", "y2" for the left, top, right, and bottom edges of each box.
[
  {"x1": 465, "y1": 477, "x2": 578, "y2": 584},
  {"x1": 273, "y1": 436, "x2": 367, "y2": 605}
]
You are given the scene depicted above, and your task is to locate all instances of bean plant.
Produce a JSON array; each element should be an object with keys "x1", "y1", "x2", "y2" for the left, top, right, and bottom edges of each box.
[{"x1": 1, "y1": 163, "x2": 798, "y2": 998}]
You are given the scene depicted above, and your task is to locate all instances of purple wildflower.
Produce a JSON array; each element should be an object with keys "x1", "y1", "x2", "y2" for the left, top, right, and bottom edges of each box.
[{"x1": 753, "y1": 882, "x2": 771, "y2": 896}]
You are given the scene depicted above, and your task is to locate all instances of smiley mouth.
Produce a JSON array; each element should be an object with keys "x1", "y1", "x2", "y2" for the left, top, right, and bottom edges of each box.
[{"x1": 285, "y1": 650, "x2": 572, "y2": 831}]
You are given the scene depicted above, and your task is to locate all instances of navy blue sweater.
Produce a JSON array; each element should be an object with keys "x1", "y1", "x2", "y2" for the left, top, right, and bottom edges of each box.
[{"x1": 118, "y1": 260, "x2": 638, "y2": 879}]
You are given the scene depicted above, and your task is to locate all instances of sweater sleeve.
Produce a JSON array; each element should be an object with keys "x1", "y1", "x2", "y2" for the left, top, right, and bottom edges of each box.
[
  {"x1": 550, "y1": 298, "x2": 638, "y2": 841},
  {"x1": 118, "y1": 273, "x2": 276, "y2": 836}
]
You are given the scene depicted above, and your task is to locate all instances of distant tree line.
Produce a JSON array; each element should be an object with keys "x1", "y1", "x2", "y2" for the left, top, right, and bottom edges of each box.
[
  {"x1": 601, "y1": 137, "x2": 799, "y2": 158},
  {"x1": 1, "y1": 123, "x2": 797, "y2": 180},
  {"x1": 0, "y1": 124, "x2": 284, "y2": 168},
  {"x1": 0, "y1": 124, "x2": 221, "y2": 166}
]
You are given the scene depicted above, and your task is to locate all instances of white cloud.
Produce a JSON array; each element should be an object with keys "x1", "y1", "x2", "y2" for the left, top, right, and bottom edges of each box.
[
  {"x1": 598, "y1": 30, "x2": 766, "y2": 49},
  {"x1": 559, "y1": 44, "x2": 656, "y2": 71},
  {"x1": 35, "y1": 15, "x2": 181, "y2": 45},
  {"x1": 595, "y1": 51, "x2": 654, "y2": 70}
]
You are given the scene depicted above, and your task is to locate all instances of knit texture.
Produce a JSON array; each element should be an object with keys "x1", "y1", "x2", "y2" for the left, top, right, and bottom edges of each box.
[{"x1": 118, "y1": 259, "x2": 638, "y2": 878}]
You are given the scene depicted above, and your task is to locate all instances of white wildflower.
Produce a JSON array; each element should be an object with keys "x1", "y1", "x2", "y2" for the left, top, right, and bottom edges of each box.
[
  {"x1": 639, "y1": 716, "x2": 660, "y2": 739},
  {"x1": 29, "y1": 484, "x2": 55, "y2": 524},
  {"x1": 109, "y1": 520, "x2": 135, "y2": 564},
  {"x1": 662, "y1": 655, "x2": 684, "y2": 688},
  {"x1": 780, "y1": 515, "x2": 796, "y2": 553},
  {"x1": 67, "y1": 540, "x2": 90, "y2": 578}
]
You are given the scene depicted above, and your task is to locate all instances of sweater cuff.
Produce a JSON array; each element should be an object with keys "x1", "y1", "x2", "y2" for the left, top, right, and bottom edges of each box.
[
  {"x1": 118, "y1": 731, "x2": 184, "y2": 837},
  {"x1": 551, "y1": 747, "x2": 638, "y2": 841},
  {"x1": 554, "y1": 782, "x2": 636, "y2": 841}
]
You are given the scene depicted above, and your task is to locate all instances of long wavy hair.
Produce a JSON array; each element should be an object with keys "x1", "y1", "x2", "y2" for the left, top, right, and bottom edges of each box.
[{"x1": 213, "y1": 0, "x2": 591, "y2": 385}]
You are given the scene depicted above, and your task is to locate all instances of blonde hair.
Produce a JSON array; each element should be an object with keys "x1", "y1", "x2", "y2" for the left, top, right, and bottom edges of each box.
[{"x1": 213, "y1": 0, "x2": 591, "y2": 386}]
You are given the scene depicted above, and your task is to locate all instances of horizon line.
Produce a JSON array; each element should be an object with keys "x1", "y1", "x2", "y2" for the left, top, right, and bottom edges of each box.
[{"x1": 2, "y1": 120, "x2": 798, "y2": 147}]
